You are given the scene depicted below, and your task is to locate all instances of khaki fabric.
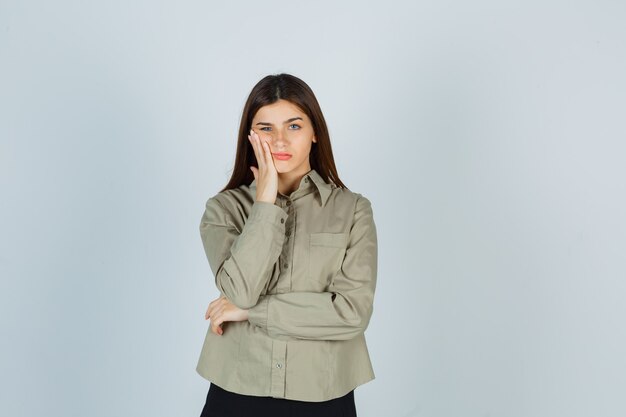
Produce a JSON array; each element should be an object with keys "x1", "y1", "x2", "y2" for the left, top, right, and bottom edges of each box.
[{"x1": 196, "y1": 168, "x2": 377, "y2": 402}]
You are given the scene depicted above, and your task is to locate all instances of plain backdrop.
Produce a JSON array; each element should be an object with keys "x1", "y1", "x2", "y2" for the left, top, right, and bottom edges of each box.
[{"x1": 1, "y1": 1, "x2": 625, "y2": 416}]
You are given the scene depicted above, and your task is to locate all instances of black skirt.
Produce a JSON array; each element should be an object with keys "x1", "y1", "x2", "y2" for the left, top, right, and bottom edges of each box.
[{"x1": 200, "y1": 382, "x2": 357, "y2": 417}]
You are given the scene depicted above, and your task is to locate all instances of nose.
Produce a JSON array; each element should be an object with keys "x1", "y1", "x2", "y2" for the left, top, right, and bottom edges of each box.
[{"x1": 270, "y1": 128, "x2": 288, "y2": 147}]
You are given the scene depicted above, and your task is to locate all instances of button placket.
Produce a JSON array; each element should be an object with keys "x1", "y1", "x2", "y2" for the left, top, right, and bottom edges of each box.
[
  {"x1": 278, "y1": 198, "x2": 294, "y2": 293},
  {"x1": 270, "y1": 339, "x2": 287, "y2": 397}
]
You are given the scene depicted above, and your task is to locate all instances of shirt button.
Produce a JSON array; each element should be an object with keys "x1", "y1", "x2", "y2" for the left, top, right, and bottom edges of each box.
[
  {"x1": 280, "y1": 218, "x2": 285, "y2": 224},
  {"x1": 276, "y1": 363, "x2": 282, "y2": 369},
  {"x1": 285, "y1": 231, "x2": 290, "y2": 237},
  {"x1": 286, "y1": 200, "x2": 291, "y2": 206},
  {"x1": 283, "y1": 263, "x2": 288, "y2": 268}
]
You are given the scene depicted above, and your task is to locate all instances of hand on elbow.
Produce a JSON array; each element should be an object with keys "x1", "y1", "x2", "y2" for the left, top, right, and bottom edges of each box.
[
  {"x1": 216, "y1": 275, "x2": 263, "y2": 310},
  {"x1": 204, "y1": 295, "x2": 250, "y2": 336},
  {"x1": 219, "y1": 292, "x2": 259, "y2": 310}
]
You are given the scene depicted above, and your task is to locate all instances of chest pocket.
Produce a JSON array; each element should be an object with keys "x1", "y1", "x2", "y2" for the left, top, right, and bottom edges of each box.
[{"x1": 308, "y1": 232, "x2": 349, "y2": 289}]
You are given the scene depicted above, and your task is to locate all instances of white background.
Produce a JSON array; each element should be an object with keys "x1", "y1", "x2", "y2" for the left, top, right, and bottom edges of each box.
[{"x1": 1, "y1": 1, "x2": 625, "y2": 416}]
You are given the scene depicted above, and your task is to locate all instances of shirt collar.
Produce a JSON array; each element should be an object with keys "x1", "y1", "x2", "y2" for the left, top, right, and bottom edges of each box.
[{"x1": 249, "y1": 168, "x2": 333, "y2": 207}]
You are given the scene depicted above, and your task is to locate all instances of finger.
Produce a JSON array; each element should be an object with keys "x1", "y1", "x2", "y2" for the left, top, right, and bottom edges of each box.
[
  {"x1": 261, "y1": 139, "x2": 275, "y2": 169},
  {"x1": 209, "y1": 297, "x2": 221, "y2": 308},
  {"x1": 210, "y1": 319, "x2": 224, "y2": 335},
  {"x1": 215, "y1": 305, "x2": 225, "y2": 320},
  {"x1": 214, "y1": 318, "x2": 225, "y2": 335},
  {"x1": 206, "y1": 302, "x2": 215, "y2": 318},
  {"x1": 210, "y1": 315, "x2": 219, "y2": 330},
  {"x1": 211, "y1": 296, "x2": 225, "y2": 306},
  {"x1": 206, "y1": 300, "x2": 219, "y2": 319},
  {"x1": 252, "y1": 130, "x2": 268, "y2": 171},
  {"x1": 247, "y1": 132, "x2": 259, "y2": 164},
  {"x1": 207, "y1": 298, "x2": 226, "y2": 318},
  {"x1": 250, "y1": 130, "x2": 265, "y2": 170},
  {"x1": 248, "y1": 130, "x2": 263, "y2": 169}
]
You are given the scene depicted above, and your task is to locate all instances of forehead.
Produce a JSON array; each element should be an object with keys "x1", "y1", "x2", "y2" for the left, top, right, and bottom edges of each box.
[{"x1": 253, "y1": 99, "x2": 309, "y2": 122}]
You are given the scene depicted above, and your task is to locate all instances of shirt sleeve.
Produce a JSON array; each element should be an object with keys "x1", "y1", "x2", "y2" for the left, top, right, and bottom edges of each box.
[
  {"x1": 199, "y1": 196, "x2": 288, "y2": 309},
  {"x1": 247, "y1": 195, "x2": 378, "y2": 341}
]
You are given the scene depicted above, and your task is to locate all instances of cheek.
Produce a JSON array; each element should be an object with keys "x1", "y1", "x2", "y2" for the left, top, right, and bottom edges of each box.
[
  {"x1": 278, "y1": 131, "x2": 313, "y2": 159},
  {"x1": 295, "y1": 140, "x2": 313, "y2": 157},
  {"x1": 290, "y1": 131, "x2": 313, "y2": 149}
]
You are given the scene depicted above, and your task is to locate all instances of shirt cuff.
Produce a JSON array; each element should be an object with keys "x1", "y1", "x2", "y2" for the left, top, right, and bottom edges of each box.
[
  {"x1": 248, "y1": 201, "x2": 288, "y2": 224},
  {"x1": 248, "y1": 295, "x2": 269, "y2": 329}
]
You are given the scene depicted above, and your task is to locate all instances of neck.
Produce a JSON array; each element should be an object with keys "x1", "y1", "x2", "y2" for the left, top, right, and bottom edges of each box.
[{"x1": 277, "y1": 167, "x2": 312, "y2": 196}]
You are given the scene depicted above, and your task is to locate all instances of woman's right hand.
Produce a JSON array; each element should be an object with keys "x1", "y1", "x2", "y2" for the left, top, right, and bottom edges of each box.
[{"x1": 248, "y1": 128, "x2": 278, "y2": 204}]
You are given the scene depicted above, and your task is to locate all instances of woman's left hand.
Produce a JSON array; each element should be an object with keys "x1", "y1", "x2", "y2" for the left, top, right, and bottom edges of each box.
[{"x1": 205, "y1": 295, "x2": 249, "y2": 335}]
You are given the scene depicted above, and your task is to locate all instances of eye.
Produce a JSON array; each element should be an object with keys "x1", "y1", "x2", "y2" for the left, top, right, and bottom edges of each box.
[
  {"x1": 289, "y1": 124, "x2": 301, "y2": 130},
  {"x1": 260, "y1": 127, "x2": 271, "y2": 131}
]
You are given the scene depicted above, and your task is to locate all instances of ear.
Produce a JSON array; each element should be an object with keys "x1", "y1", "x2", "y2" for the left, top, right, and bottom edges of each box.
[{"x1": 312, "y1": 136, "x2": 317, "y2": 143}]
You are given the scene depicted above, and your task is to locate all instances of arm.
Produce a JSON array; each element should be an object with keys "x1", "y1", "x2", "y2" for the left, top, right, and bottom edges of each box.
[
  {"x1": 247, "y1": 195, "x2": 378, "y2": 341},
  {"x1": 199, "y1": 197, "x2": 288, "y2": 309}
]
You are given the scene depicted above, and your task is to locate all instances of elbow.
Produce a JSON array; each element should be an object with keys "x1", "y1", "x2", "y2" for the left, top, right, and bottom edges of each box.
[
  {"x1": 229, "y1": 294, "x2": 259, "y2": 310},
  {"x1": 215, "y1": 270, "x2": 262, "y2": 309},
  {"x1": 334, "y1": 293, "x2": 374, "y2": 339},
  {"x1": 341, "y1": 307, "x2": 374, "y2": 339},
  {"x1": 338, "y1": 319, "x2": 368, "y2": 341},
  {"x1": 216, "y1": 283, "x2": 260, "y2": 309},
  {"x1": 354, "y1": 302, "x2": 375, "y2": 335},
  {"x1": 354, "y1": 314, "x2": 372, "y2": 336}
]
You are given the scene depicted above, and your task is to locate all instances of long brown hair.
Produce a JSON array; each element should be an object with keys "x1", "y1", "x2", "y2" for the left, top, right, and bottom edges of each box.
[{"x1": 219, "y1": 73, "x2": 347, "y2": 193}]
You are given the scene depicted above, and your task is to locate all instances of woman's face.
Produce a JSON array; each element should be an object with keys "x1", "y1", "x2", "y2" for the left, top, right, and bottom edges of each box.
[{"x1": 251, "y1": 99, "x2": 317, "y2": 176}]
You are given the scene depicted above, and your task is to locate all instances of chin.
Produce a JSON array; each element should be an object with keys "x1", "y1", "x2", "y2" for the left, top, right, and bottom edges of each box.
[
  {"x1": 275, "y1": 167, "x2": 292, "y2": 174},
  {"x1": 274, "y1": 158, "x2": 306, "y2": 175},
  {"x1": 274, "y1": 161, "x2": 294, "y2": 174}
]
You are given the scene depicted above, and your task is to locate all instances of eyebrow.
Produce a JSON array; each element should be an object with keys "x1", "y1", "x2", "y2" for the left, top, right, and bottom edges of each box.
[{"x1": 255, "y1": 117, "x2": 303, "y2": 126}]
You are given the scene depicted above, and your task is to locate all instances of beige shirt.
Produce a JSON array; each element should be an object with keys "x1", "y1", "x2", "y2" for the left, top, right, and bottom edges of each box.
[{"x1": 196, "y1": 168, "x2": 378, "y2": 402}]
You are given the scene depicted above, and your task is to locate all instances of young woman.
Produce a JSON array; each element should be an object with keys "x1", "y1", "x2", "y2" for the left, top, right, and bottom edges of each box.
[{"x1": 197, "y1": 73, "x2": 378, "y2": 417}]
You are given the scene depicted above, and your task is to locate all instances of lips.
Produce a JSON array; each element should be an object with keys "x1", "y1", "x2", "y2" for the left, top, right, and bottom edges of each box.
[{"x1": 272, "y1": 153, "x2": 292, "y2": 160}]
